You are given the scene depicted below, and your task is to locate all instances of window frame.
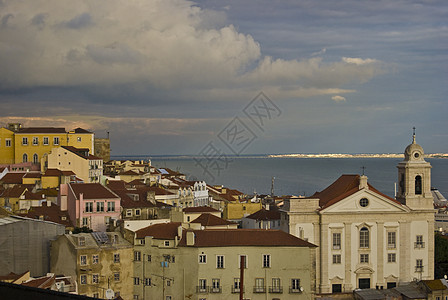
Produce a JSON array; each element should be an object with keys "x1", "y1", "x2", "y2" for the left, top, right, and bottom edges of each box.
[
  {"x1": 263, "y1": 254, "x2": 271, "y2": 268},
  {"x1": 80, "y1": 255, "x2": 87, "y2": 266},
  {"x1": 216, "y1": 255, "x2": 224, "y2": 269},
  {"x1": 114, "y1": 253, "x2": 120, "y2": 263},
  {"x1": 43, "y1": 137, "x2": 49, "y2": 145},
  {"x1": 92, "y1": 254, "x2": 99, "y2": 264},
  {"x1": 360, "y1": 253, "x2": 369, "y2": 263},
  {"x1": 359, "y1": 227, "x2": 370, "y2": 248},
  {"x1": 134, "y1": 251, "x2": 141, "y2": 261},
  {"x1": 387, "y1": 231, "x2": 396, "y2": 249},
  {"x1": 199, "y1": 254, "x2": 207, "y2": 264},
  {"x1": 388, "y1": 253, "x2": 396, "y2": 263},
  {"x1": 332, "y1": 232, "x2": 341, "y2": 249},
  {"x1": 333, "y1": 254, "x2": 342, "y2": 264}
]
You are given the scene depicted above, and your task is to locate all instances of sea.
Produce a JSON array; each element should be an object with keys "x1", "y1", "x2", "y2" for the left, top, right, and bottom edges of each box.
[{"x1": 113, "y1": 156, "x2": 448, "y2": 199}]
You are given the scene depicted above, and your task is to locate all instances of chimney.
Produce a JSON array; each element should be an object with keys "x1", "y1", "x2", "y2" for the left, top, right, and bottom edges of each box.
[
  {"x1": 359, "y1": 175, "x2": 368, "y2": 190},
  {"x1": 47, "y1": 201, "x2": 51, "y2": 207},
  {"x1": 186, "y1": 231, "x2": 195, "y2": 246},
  {"x1": 177, "y1": 225, "x2": 183, "y2": 239}
]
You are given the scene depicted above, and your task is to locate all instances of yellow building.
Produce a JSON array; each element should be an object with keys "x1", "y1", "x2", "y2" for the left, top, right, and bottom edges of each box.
[
  {"x1": 0, "y1": 127, "x2": 15, "y2": 164},
  {"x1": 223, "y1": 201, "x2": 263, "y2": 220},
  {"x1": 0, "y1": 124, "x2": 94, "y2": 165}
]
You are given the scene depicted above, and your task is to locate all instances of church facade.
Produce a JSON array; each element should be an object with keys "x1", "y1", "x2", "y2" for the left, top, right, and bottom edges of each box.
[{"x1": 281, "y1": 134, "x2": 434, "y2": 293}]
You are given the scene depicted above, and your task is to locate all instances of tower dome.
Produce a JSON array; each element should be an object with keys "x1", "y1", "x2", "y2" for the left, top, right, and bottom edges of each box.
[{"x1": 404, "y1": 128, "x2": 425, "y2": 161}]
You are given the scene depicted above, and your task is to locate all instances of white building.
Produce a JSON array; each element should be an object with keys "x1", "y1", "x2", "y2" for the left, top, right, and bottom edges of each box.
[{"x1": 281, "y1": 134, "x2": 434, "y2": 293}]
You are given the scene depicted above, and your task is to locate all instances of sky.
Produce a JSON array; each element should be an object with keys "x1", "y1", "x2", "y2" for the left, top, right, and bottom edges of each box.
[{"x1": 0, "y1": 0, "x2": 447, "y2": 156}]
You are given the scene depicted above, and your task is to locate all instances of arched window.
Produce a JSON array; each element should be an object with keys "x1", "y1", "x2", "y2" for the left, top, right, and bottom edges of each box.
[
  {"x1": 33, "y1": 153, "x2": 39, "y2": 164},
  {"x1": 22, "y1": 153, "x2": 28, "y2": 163},
  {"x1": 415, "y1": 175, "x2": 422, "y2": 195},
  {"x1": 360, "y1": 227, "x2": 369, "y2": 248}
]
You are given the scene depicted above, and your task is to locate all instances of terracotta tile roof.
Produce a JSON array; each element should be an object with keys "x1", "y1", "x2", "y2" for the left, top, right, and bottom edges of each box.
[
  {"x1": 69, "y1": 183, "x2": 119, "y2": 200},
  {"x1": 72, "y1": 128, "x2": 91, "y2": 133},
  {"x1": 183, "y1": 206, "x2": 220, "y2": 213},
  {"x1": 0, "y1": 172, "x2": 26, "y2": 184},
  {"x1": 191, "y1": 214, "x2": 235, "y2": 226},
  {"x1": 23, "y1": 190, "x2": 42, "y2": 200},
  {"x1": 0, "y1": 271, "x2": 28, "y2": 282},
  {"x1": 17, "y1": 127, "x2": 66, "y2": 134},
  {"x1": 309, "y1": 174, "x2": 399, "y2": 209},
  {"x1": 136, "y1": 222, "x2": 182, "y2": 239},
  {"x1": 1, "y1": 185, "x2": 28, "y2": 198},
  {"x1": 22, "y1": 202, "x2": 72, "y2": 227},
  {"x1": 127, "y1": 179, "x2": 145, "y2": 186},
  {"x1": 422, "y1": 279, "x2": 447, "y2": 291},
  {"x1": 179, "y1": 229, "x2": 317, "y2": 247},
  {"x1": 107, "y1": 180, "x2": 127, "y2": 190},
  {"x1": 246, "y1": 208, "x2": 280, "y2": 221},
  {"x1": 22, "y1": 276, "x2": 55, "y2": 289},
  {"x1": 148, "y1": 186, "x2": 175, "y2": 196},
  {"x1": 22, "y1": 172, "x2": 41, "y2": 179},
  {"x1": 120, "y1": 170, "x2": 144, "y2": 176}
]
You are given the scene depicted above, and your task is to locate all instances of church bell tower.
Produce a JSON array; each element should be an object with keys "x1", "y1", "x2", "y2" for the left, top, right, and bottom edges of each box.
[{"x1": 396, "y1": 128, "x2": 433, "y2": 210}]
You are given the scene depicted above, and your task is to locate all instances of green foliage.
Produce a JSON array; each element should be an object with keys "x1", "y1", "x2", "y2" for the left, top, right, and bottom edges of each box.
[
  {"x1": 73, "y1": 226, "x2": 93, "y2": 234},
  {"x1": 434, "y1": 233, "x2": 448, "y2": 278}
]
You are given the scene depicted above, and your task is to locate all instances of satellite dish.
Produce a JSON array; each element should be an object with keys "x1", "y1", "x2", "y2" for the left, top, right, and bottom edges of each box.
[{"x1": 105, "y1": 289, "x2": 115, "y2": 299}]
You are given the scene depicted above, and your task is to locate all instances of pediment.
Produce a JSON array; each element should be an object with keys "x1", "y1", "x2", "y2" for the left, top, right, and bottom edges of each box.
[
  {"x1": 355, "y1": 266, "x2": 374, "y2": 274},
  {"x1": 321, "y1": 189, "x2": 408, "y2": 214}
]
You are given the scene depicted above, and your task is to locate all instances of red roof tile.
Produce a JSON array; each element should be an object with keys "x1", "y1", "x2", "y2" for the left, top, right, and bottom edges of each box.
[
  {"x1": 22, "y1": 276, "x2": 55, "y2": 289},
  {"x1": 246, "y1": 208, "x2": 280, "y2": 221},
  {"x1": 191, "y1": 214, "x2": 235, "y2": 226},
  {"x1": 17, "y1": 127, "x2": 66, "y2": 134},
  {"x1": 72, "y1": 128, "x2": 91, "y2": 133},
  {"x1": 136, "y1": 222, "x2": 182, "y2": 239},
  {"x1": 0, "y1": 172, "x2": 26, "y2": 184},
  {"x1": 22, "y1": 202, "x2": 72, "y2": 227},
  {"x1": 179, "y1": 229, "x2": 317, "y2": 247},
  {"x1": 69, "y1": 183, "x2": 119, "y2": 200},
  {"x1": 1, "y1": 185, "x2": 28, "y2": 198}
]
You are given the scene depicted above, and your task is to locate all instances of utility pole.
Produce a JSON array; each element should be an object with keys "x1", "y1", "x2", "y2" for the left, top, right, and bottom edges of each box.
[{"x1": 240, "y1": 256, "x2": 245, "y2": 300}]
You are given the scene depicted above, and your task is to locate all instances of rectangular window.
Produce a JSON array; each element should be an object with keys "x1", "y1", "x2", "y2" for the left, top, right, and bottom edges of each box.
[
  {"x1": 332, "y1": 284, "x2": 342, "y2": 293},
  {"x1": 198, "y1": 279, "x2": 207, "y2": 292},
  {"x1": 92, "y1": 254, "x2": 99, "y2": 264},
  {"x1": 164, "y1": 241, "x2": 170, "y2": 247},
  {"x1": 92, "y1": 274, "x2": 99, "y2": 284},
  {"x1": 271, "y1": 278, "x2": 281, "y2": 293},
  {"x1": 144, "y1": 278, "x2": 151, "y2": 286},
  {"x1": 388, "y1": 253, "x2": 396, "y2": 263},
  {"x1": 32, "y1": 137, "x2": 39, "y2": 145},
  {"x1": 212, "y1": 278, "x2": 220, "y2": 292},
  {"x1": 147, "y1": 255, "x2": 151, "y2": 262},
  {"x1": 333, "y1": 254, "x2": 341, "y2": 264},
  {"x1": 360, "y1": 228, "x2": 370, "y2": 248},
  {"x1": 415, "y1": 235, "x2": 424, "y2": 248},
  {"x1": 5, "y1": 138, "x2": 11, "y2": 147},
  {"x1": 78, "y1": 237, "x2": 85, "y2": 246},
  {"x1": 134, "y1": 251, "x2": 141, "y2": 261},
  {"x1": 254, "y1": 278, "x2": 265, "y2": 293},
  {"x1": 263, "y1": 254, "x2": 271, "y2": 268},
  {"x1": 107, "y1": 202, "x2": 115, "y2": 212},
  {"x1": 85, "y1": 202, "x2": 93, "y2": 213},
  {"x1": 416, "y1": 259, "x2": 423, "y2": 272},
  {"x1": 239, "y1": 255, "x2": 247, "y2": 269},
  {"x1": 22, "y1": 137, "x2": 28, "y2": 145},
  {"x1": 388, "y1": 232, "x2": 396, "y2": 248},
  {"x1": 114, "y1": 253, "x2": 120, "y2": 263},
  {"x1": 199, "y1": 254, "x2": 207, "y2": 263},
  {"x1": 54, "y1": 137, "x2": 59, "y2": 145},
  {"x1": 80, "y1": 255, "x2": 87, "y2": 266},
  {"x1": 126, "y1": 209, "x2": 132, "y2": 217},
  {"x1": 82, "y1": 217, "x2": 88, "y2": 226},
  {"x1": 135, "y1": 209, "x2": 141, "y2": 216},
  {"x1": 233, "y1": 278, "x2": 240, "y2": 292},
  {"x1": 360, "y1": 254, "x2": 369, "y2": 263},
  {"x1": 333, "y1": 233, "x2": 341, "y2": 249},
  {"x1": 97, "y1": 202, "x2": 104, "y2": 212},
  {"x1": 114, "y1": 273, "x2": 120, "y2": 281},
  {"x1": 43, "y1": 137, "x2": 49, "y2": 145},
  {"x1": 216, "y1": 255, "x2": 224, "y2": 269},
  {"x1": 80, "y1": 275, "x2": 87, "y2": 285},
  {"x1": 134, "y1": 277, "x2": 140, "y2": 285},
  {"x1": 291, "y1": 278, "x2": 301, "y2": 290}
]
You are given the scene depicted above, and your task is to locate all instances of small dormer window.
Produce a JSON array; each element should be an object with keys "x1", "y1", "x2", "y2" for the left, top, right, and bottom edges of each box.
[{"x1": 164, "y1": 241, "x2": 170, "y2": 247}]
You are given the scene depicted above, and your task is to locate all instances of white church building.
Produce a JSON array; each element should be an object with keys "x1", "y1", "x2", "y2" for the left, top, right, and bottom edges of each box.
[{"x1": 281, "y1": 133, "x2": 434, "y2": 293}]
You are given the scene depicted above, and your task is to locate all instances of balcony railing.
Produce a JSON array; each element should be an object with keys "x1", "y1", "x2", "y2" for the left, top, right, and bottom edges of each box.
[
  {"x1": 210, "y1": 287, "x2": 222, "y2": 293},
  {"x1": 253, "y1": 286, "x2": 266, "y2": 293},
  {"x1": 196, "y1": 286, "x2": 208, "y2": 293},
  {"x1": 290, "y1": 287, "x2": 303, "y2": 293},
  {"x1": 269, "y1": 286, "x2": 283, "y2": 293},
  {"x1": 414, "y1": 242, "x2": 425, "y2": 249},
  {"x1": 231, "y1": 287, "x2": 244, "y2": 293},
  {"x1": 415, "y1": 266, "x2": 424, "y2": 272}
]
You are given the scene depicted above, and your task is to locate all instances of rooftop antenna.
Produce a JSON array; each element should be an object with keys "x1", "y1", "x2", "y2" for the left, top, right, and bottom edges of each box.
[
  {"x1": 271, "y1": 176, "x2": 275, "y2": 197},
  {"x1": 107, "y1": 131, "x2": 110, "y2": 139},
  {"x1": 361, "y1": 166, "x2": 366, "y2": 176}
]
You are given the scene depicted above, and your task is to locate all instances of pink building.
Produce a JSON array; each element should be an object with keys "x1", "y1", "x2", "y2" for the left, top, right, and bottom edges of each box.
[{"x1": 59, "y1": 183, "x2": 121, "y2": 231}]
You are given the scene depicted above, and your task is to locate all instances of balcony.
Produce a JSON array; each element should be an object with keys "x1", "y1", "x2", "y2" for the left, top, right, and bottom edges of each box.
[
  {"x1": 231, "y1": 287, "x2": 244, "y2": 293},
  {"x1": 414, "y1": 242, "x2": 425, "y2": 249},
  {"x1": 415, "y1": 266, "x2": 424, "y2": 272},
  {"x1": 269, "y1": 286, "x2": 283, "y2": 293},
  {"x1": 290, "y1": 287, "x2": 303, "y2": 293},
  {"x1": 253, "y1": 286, "x2": 266, "y2": 293},
  {"x1": 210, "y1": 287, "x2": 222, "y2": 293},
  {"x1": 196, "y1": 286, "x2": 208, "y2": 294}
]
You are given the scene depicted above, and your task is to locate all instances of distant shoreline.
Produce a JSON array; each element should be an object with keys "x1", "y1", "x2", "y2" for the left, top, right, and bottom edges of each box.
[{"x1": 112, "y1": 153, "x2": 448, "y2": 160}]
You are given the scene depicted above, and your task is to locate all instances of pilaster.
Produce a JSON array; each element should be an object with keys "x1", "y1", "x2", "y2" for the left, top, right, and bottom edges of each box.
[{"x1": 344, "y1": 222, "x2": 353, "y2": 291}]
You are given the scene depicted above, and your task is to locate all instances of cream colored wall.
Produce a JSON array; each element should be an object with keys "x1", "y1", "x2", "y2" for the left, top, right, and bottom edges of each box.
[{"x1": 47, "y1": 147, "x2": 90, "y2": 182}]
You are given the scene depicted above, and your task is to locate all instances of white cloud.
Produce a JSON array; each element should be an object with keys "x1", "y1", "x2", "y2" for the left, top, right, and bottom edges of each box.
[
  {"x1": 0, "y1": 0, "x2": 385, "y2": 102},
  {"x1": 331, "y1": 95, "x2": 346, "y2": 102}
]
